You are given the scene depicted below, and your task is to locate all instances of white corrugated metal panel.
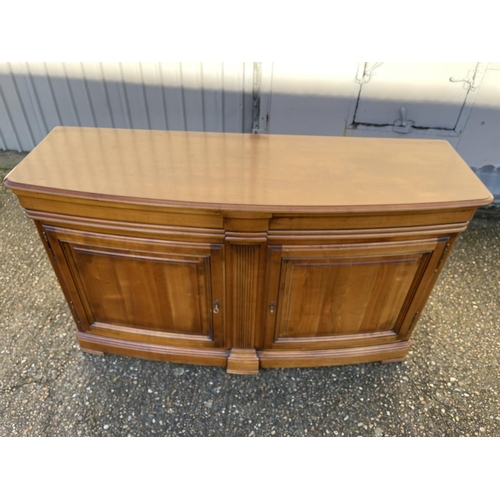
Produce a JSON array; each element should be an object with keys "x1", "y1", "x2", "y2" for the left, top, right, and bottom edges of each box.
[
  {"x1": 257, "y1": 62, "x2": 360, "y2": 136},
  {"x1": 0, "y1": 62, "x2": 254, "y2": 151}
]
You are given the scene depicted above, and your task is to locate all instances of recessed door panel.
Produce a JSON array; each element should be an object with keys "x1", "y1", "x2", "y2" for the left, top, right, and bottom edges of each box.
[
  {"x1": 70, "y1": 245, "x2": 210, "y2": 335},
  {"x1": 44, "y1": 226, "x2": 225, "y2": 347},
  {"x1": 278, "y1": 254, "x2": 422, "y2": 337},
  {"x1": 264, "y1": 240, "x2": 444, "y2": 349}
]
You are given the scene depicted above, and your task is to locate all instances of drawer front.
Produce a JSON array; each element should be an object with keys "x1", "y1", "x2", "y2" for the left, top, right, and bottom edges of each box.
[
  {"x1": 262, "y1": 238, "x2": 449, "y2": 350},
  {"x1": 42, "y1": 225, "x2": 225, "y2": 348}
]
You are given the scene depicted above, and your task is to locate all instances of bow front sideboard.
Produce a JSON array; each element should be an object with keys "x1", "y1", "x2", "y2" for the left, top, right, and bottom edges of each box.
[{"x1": 4, "y1": 127, "x2": 493, "y2": 374}]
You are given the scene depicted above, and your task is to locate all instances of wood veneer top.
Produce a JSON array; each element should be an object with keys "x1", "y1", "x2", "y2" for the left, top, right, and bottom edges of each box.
[{"x1": 5, "y1": 126, "x2": 493, "y2": 212}]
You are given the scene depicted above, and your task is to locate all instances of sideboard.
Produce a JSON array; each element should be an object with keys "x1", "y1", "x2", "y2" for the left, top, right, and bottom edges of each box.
[{"x1": 4, "y1": 127, "x2": 493, "y2": 374}]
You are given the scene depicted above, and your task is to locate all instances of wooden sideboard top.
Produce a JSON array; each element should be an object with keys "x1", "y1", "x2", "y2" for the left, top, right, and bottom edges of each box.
[{"x1": 5, "y1": 126, "x2": 493, "y2": 212}]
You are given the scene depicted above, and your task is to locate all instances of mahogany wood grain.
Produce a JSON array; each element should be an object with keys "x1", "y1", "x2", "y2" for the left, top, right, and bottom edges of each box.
[{"x1": 4, "y1": 128, "x2": 493, "y2": 374}]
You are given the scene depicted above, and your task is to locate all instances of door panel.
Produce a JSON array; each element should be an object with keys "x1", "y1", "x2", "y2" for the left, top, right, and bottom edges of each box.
[
  {"x1": 264, "y1": 239, "x2": 444, "y2": 349},
  {"x1": 44, "y1": 226, "x2": 225, "y2": 347},
  {"x1": 277, "y1": 254, "x2": 422, "y2": 337},
  {"x1": 67, "y1": 245, "x2": 210, "y2": 335}
]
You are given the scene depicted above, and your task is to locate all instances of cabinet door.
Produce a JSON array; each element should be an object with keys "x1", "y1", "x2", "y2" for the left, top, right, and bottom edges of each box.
[
  {"x1": 43, "y1": 226, "x2": 225, "y2": 348},
  {"x1": 263, "y1": 239, "x2": 448, "y2": 350}
]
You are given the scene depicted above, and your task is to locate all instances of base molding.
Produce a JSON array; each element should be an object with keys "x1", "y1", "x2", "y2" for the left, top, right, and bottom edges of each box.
[
  {"x1": 258, "y1": 341, "x2": 411, "y2": 369},
  {"x1": 77, "y1": 331, "x2": 229, "y2": 367},
  {"x1": 76, "y1": 332, "x2": 410, "y2": 373}
]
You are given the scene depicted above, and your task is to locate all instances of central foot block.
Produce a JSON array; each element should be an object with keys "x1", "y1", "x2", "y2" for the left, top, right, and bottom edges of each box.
[{"x1": 227, "y1": 348, "x2": 259, "y2": 375}]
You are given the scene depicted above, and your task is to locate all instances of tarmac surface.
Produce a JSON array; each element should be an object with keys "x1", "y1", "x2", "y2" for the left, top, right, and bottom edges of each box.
[{"x1": 1, "y1": 152, "x2": 499, "y2": 437}]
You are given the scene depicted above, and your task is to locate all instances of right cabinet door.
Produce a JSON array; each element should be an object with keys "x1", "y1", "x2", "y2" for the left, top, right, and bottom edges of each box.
[{"x1": 263, "y1": 238, "x2": 450, "y2": 350}]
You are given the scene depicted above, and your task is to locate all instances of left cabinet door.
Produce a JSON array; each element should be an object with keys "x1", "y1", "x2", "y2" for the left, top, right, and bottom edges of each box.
[{"x1": 41, "y1": 225, "x2": 225, "y2": 348}]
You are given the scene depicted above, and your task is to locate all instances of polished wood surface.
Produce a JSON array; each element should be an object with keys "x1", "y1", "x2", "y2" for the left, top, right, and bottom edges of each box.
[
  {"x1": 42, "y1": 224, "x2": 225, "y2": 349},
  {"x1": 263, "y1": 237, "x2": 449, "y2": 351},
  {"x1": 4, "y1": 128, "x2": 493, "y2": 374},
  {"x1": 270, "y1": 244, "x2": 431, "y2": 339},
  {"x1": 5, "y1": 126, "x2": 493, "y2": 211}
]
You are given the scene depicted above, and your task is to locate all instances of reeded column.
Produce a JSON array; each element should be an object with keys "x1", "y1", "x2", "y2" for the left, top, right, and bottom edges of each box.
[{"x1": 223, "y1": 213, "x2": 270, "y2": 374}]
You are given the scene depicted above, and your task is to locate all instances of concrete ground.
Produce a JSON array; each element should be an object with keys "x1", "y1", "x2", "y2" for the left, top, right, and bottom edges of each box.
[{"x1": 1, "y1": 152, "x2": 499, "y2": 437}]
